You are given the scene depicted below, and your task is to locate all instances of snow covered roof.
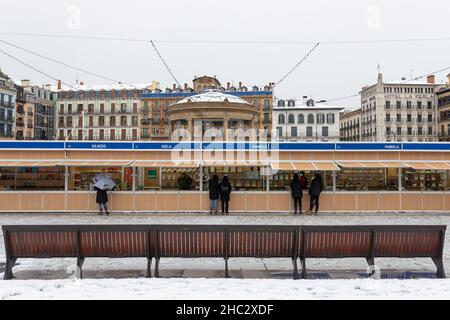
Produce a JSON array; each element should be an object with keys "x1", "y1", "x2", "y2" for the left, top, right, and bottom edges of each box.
[
  {"x1": 384, "y1": 80, "x2": 437, "y2": 86},
  {"x1": 174, "y1": 90, "x2": 250, "y2": 105},
  {"x1": 50, "y1": 83, "x2": 153, "y2": 92}
]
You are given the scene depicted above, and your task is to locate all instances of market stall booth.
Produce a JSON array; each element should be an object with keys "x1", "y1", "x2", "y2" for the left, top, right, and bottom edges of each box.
[{"x1": 1, "y1": 141, "x2": 450, "y2": 213}]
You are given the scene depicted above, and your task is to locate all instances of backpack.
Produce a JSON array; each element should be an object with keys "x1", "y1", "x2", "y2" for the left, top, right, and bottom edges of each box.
[
  {"x1": 300, "y1": 176, "x2": 308, "y2": 189},
  {"x1": 221, "y1": 183, "x2": 229, "y2": 193}
]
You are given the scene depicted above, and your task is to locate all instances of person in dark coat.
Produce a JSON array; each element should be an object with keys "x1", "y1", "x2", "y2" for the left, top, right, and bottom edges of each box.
[
  {"x1": 308, "y1": 173, "x2": 324, "y2": 215},
  {"x1": 208, "y1": 174, "x2": 220, "y2": 215},
  {"x1": 94, "y1": 186, "x2": 109, "y2": 216},
  {"x1": 290, "y1": 173, "x2": 303, "y2": 215},
  {"x1": 219, "y1": 176, "x2": 232, "y2": 215}
]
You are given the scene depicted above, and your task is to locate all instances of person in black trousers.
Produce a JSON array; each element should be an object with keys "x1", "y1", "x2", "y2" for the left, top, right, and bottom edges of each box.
[
  {"x1": 308, "y1": 173, "x2": 324, "y2": 215},
  {"x1": 290, "y1": 173, "x2": 303, "y2": 215},
  {"x1": 94, "y1": 187, "x2": 109, "y2": 216},
  {"x1": 219, "y1": 176, "x2": 232, "y2": 215},
  {"x1": 208, "y1": 174, "x2": 220, "y2": 215}
]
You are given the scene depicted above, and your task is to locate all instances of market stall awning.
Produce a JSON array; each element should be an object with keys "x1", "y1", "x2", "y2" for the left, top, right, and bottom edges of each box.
[
  {"x1": 132, "y1": 161, "x2": 200, "y2": 168},
  {"x1": 58, "y1": 160, "x2": 133, "y2": 167},
  {"x1": 270, "y1": 162, "x2": 295, "y2": 171},
  {"x1": 337, "y1": 161, "x2": 408, "y2": 169},
  {"x1": 202, "y1": 161, "x2": 267, "y2": 167},
  {"x1": 405, "y1": 162, "x2": 450, "y2": 170},
  {"x1": 312, "y1": 162, "x2": 341, "y2": 171},
  {"x1": 0, "y1": 160, "x2": 61, "y2": 167},
  {"x1": 292, "y1": 162, "x2": 318, "y2": 171}
]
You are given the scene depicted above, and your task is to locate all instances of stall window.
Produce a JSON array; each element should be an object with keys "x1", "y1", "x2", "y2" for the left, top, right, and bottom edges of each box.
[
  {"x1": 161, "y1": 167, "x2": 199, "y2": 191},
  {"x1": 0, "y1": 167, "x2": 65, "y2": 191},
  {"x1": 69, "y1": 167, "x2": 132, "y2": 191},
  {"x1": 203, "y1": 166, "x2": 265, "y2": 191},
  {"x1": 403, "y1": 169, "x2": 445, "y2": 191},
  {"x1": 336, "y1": 168, "x2": 386, "y2": 191}
]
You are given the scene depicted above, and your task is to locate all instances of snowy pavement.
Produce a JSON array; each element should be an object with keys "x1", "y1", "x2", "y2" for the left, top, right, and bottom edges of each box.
[{"x1": 0, "y1": 212, "x2": 450, "y2": 299}]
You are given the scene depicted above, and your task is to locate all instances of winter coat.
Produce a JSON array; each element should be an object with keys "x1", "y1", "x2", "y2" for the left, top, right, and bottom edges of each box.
[
  {"x1": 95, "y1": 187, "x2": 108, "y2": 204},
  {"x1": 209, "y1": 179, "x2": 220, "y2": 200},
  {"x1": 290, "y1": 180, "x2": 303, "y2": 198},
  {"x1": 219, "y1": 181, "x2": 232, "y2": 202},
  {"x1": 300, "y1": 176, "x2": 308, "y2": 190},
  {"x1": 309, "y1": 178, "x2": 324, "y2": 197}
]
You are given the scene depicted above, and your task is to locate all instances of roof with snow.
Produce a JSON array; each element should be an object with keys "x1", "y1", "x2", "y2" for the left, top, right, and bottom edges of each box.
[
  {"x1": 174, "y1": 90, "x2": 250, "y2": 105},
  {"x1": 50, "y1": 83, "x2": 153, "y2": 92}
]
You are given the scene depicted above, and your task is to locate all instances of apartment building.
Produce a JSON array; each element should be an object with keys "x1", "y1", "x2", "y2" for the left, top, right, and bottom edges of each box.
[
  {"x1": 437, "y1": 74, "x2": 450, "y2": 141},
  {"x1": 14, "y1": 82, "x2": 35, "y2": 140},
  {"x1": 360, "y1": 73, "x2": 439, "y2": 142},
  {"x1": 273, "y1": 98, "x2": 344, "y2": 142},
  {"x1": 340, "y1": 108, "x2": 361, "y2": 141},
  {"x1": 0, "y1": 69, "x2": 16, "y2": 139},
  {"x1": 140, "y1": 76, "x2": 274, "y2": 140},
  {"x1": 53, "y1": 82, "x2": 151, "y2": 141}
]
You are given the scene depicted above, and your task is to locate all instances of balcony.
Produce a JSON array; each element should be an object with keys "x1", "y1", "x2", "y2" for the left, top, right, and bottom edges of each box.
[
  {"x1": 17, "y1": 108, "x2": 25, "y2": 115},
  {"x1": 141, "y1": 119, "x2": 150, "y2": 125},
  {"x1": 27, "y1": 124, "x2": 33, "y2": 129},
  {"x1": 16, "y1": 120, "x2": 25, "y2": 127}
]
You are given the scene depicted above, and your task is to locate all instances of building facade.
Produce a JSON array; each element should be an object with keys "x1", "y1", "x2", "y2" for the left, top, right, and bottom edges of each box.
[
  {"x1": 273, "y1": 98, "x2": 344, "y2": 142},
  {"x1": 140, "y1": 76, "x2": 273, "y2": 141},
  {"x1": 437, "y1": 74, "x2": 450, "y2": 141},
  {"x1": 0, "y1": 69, "x2": 16, "y2": 139},
  {"x1": 14, "y1": 82, "x2": 36, "y2": 140},
  {"x1": 340, "y1": 108, "x2": 361, "y2": 141},
  {"x1": 360, "y1": 73, "x2": 439, "y2": 142},
  {"x1": 53, "y1": 82, "x2": 151, "y2": 141},
  {"x1": 30, "y1": 84, "x2": 57, "y2": 140},
  {"x1": 169, "y1": 91, "x2": 261, "y2": 141}
]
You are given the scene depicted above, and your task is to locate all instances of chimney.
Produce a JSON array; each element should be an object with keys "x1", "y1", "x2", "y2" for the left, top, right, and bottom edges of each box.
[
  {"x1": 227, "y1": 82, "x2": 230, "y2": 90},
  {"x1": 184, "y1": 83, "x2": 188, "y2": 90},
  {"x1": 21, "y1": 80, "x2": 30, "y2": 88},
  {"x1": 80, "y1": 81, "x2": 84, "y2": 86},
  {"x1": 447, "y1": 73, "x2": 450, "y2": 85},
  {"x1": 238, "y1": 82, "x2": 242, "y2": 89},
  {"x1": 427, "y1": 75, "x2": 435, "y2": 84},
  {"x1": 57, "y1": 80, "x2": 62, "y2": 90},
  {"x1": 173, "y1": 84, "x2": 176, "y2": 91}
]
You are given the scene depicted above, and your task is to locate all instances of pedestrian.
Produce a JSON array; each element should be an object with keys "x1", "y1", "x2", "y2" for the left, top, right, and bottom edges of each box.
[
  {"x1": 290, "y1": 173, "x2": 303, "y2": 215},
  {"x1": 208, "y1": 174, "x2": 220, "y2": 215},
  {"x1": 308, "y1": 173, "x2": 323, "y2": 215},
  {"x1": 299, "y1": 171, "x2": 308, "y2": 190},
  {"x1": 219, "y1": 175, "x2": 232, "y2": 215},
  {"x1": 94, "y1": 186, "x2": 109, "y2": 216}
]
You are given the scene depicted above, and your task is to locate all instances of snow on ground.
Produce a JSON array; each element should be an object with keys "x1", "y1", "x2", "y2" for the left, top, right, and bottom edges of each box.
[
  {"x1": 1, "y1": 278, "x2": 450, "y2": 300},
  {"x1": 0, "y1": 212, "x2": 449, "y2": 299}
]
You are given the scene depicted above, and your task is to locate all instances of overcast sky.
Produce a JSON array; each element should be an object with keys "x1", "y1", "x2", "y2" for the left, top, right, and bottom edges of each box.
[{"x1": 1, "y1": 0, "x2": 450, "y2": 108}]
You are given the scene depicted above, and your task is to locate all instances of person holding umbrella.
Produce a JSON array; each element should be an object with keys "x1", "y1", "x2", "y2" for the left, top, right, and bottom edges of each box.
[{"x1": 92, "y1": 174, "x2": 116, "y2": 216}]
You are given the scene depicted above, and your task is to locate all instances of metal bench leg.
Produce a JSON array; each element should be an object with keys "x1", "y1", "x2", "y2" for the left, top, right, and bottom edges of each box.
[
  {"x1": 432, "y1": 257, "x2": 446, "y2": 279},
  {"x1": 225, "y1": 258, "x2": 230, "y2": 279},
  {"x1": 76, "y1": 257, "x2": 85, "y2": 279},
  {"x1": 155, "y1": 258, "x2": 160, "y2": 278},
  {"x1": 292, "y1": 258, "x2": 299, "y2": 280},
  {"x1": 300, "y1": 258, "x2": 307, "y2": 279},
  {"x1": 146, "y1": 257, "x2": 152, "y2": 278},
  {"x1": 3, "y1": 258, "x2": 16, "y2": 280},
  {"x1": 366, "y1": 257, "x2": 375, "y2": 276}
]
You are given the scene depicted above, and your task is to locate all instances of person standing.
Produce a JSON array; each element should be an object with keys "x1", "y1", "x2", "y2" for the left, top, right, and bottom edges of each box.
[
  {"x1": 308, "y1": 173, "x2": 323, "y2": 215},
  {"x1": 299, "y1": 171, "x2": 308, "y2": 191},
  {"x1": 290, "y1": 173, "x2": 303, "y2": 215},
  {"x1": 208, "y1": 174, "x2": 220, "y2": 215},
  {"x1": 219, "y1": 176, "x2": 232, "y2": 215},
  {"x1": 94, "y1": 186, "x2": 109, "y2": 216}
]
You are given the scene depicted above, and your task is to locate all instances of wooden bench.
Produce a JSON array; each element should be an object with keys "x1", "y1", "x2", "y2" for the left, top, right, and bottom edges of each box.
[
  {"x1": 299, "y1": 225, "x2": 446, "y2": 279},
  {"x1": 2, "y1": 224, "x2": 446, "y2": 280}
]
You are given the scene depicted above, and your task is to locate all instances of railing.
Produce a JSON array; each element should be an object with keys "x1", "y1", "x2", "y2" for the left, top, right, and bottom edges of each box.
[{"x1": 141, "y1": 119, "x2": 150, "y2": 125}]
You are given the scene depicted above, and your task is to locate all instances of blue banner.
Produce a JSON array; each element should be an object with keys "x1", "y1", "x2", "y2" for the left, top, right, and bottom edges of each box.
[
  {"x1": 336, "y1": 143, "x2": 402, "y2": 151},
  {"x1": 0, "y1": 141, "x2": 65, "y2": 149},
  {"x1": 65, "y1": 142, "x2": 133, "y2": 150}
]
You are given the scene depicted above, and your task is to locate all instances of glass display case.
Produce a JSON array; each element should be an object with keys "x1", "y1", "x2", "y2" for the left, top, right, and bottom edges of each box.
[{"x1": 70, "y1": 167, "x2": 128, "y2": 191}]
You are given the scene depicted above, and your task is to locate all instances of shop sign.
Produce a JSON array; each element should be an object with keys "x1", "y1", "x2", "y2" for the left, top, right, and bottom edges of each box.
[
  {"x1": 336, "y1": 143, "x2": 401, "y2": 151},
  {"x1": 66, "y1": 142, "x2": 133, "y2": 150},
  {"x1": 147, "y1": 170, "x2": 158, "y2": 179}
]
